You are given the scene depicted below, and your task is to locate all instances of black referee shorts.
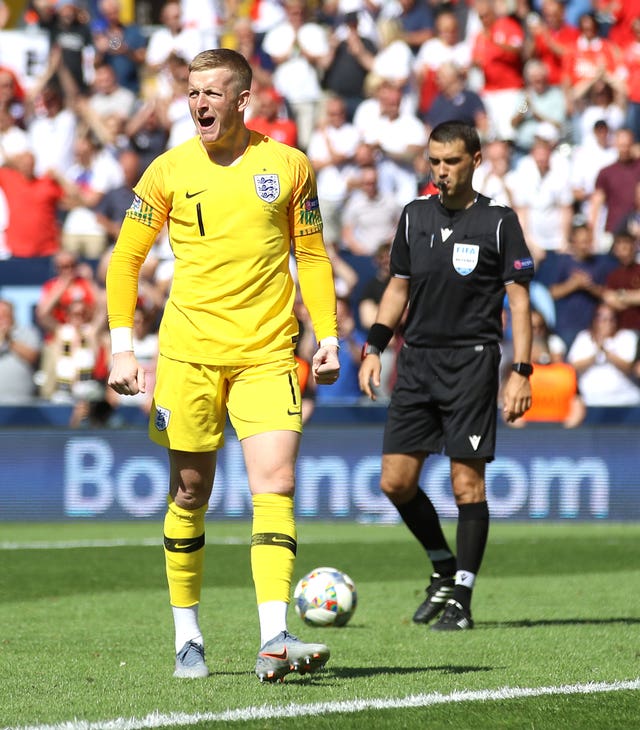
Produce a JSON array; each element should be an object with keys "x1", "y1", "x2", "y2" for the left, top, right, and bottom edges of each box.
[{"x1": 383, "y1": 342, "x2": 501, "y2": 461}]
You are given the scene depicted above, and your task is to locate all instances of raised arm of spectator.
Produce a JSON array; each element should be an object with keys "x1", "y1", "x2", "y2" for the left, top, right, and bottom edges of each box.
[
  {"x1": 73, "y1": 97, "x2": 115, "y2": 147},
  {"x1": 340, "y1": 222, "x2": 368, "y2": 257},
  {"x1": 326, "y1": 243, "x2": 359, "y2": 299},
  {"x1": 588, "y1": 188, "x2": 606, "y2": 236}
]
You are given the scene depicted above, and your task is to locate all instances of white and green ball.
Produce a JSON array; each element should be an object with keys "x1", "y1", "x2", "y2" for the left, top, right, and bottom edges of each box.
[{"x1": 294, "y1": 566, "x2": 357, "y2": 627}]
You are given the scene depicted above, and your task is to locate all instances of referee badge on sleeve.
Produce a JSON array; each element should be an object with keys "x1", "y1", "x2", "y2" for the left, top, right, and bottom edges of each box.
[
  {"x1": 154, "y1": 406, "x2": 171, "y2": 431},
  {"x1": 452, "y1": 243, "x2": 479, "y2": 276}
]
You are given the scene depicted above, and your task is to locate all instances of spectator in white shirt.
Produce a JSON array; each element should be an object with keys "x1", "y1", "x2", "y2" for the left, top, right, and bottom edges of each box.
[
  {"x1": 371, "y1": 18, "x2": 414, "y2": 89},
  {"x1": 0, "y1": 106, "x2": 29, "y2": 164},
  {"x1": 307, "y1": 94, "x2": 361, "y2": 248},
  {"x1": 58, "y1": 128, "x2": 124, "y2": 259},
  {"x1": 156, "y1": 54, "x2": 194, "y2": 149},
  {"x1": 261, "y1": 0, "x2": 329, "y2": 150},
  {"x1": 568, "y1": 303, "x2": 640, "y2": 406},
  {"x1": 145, "y1": 1, "x2": 210, "y2": 98},
  {"x1": 0, "y1": 299, "x2": 41, "y2": 404},
  {"x1": 341, "y1": 164, "x2": 403, "y2": 256},
  {"x1": 575, "y1": 79, "x2": 625, "y2": 147},
  {"x1": 179, "y1": 0, "x2": 221, "y2": 48},
  {"x1": 354, "y1": 80, "x2": 427, "y2": 206},
  {"x1": 507, "y1": 123, "x2": 573, "y2": 260},
  {"x1": 510, "y1": 59, "x2": 568, "y2": 159},
  {"x1": 570, "y1": 119, "x2": 617, "y2": 238},
  {"x1": 27, "y1": 82, "x2": 76, "y2": 178},
  {"x1": 86, "y1": 62, "x2": 136, "y2": 124},
  {"x1": 473, "y1": 139, "x2": 514, "y2": 208}
]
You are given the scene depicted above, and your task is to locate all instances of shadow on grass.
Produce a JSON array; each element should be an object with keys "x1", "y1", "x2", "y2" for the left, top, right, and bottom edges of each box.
[
  {"x1": 328, "y1": 664, "x2": 494, "y2": 679},
  {"x1": 209, "y1": 664, "x2": 494, "y2": 682},
  {"x1": 480, "y1": 617, "x2": 640, "y2": 628}
]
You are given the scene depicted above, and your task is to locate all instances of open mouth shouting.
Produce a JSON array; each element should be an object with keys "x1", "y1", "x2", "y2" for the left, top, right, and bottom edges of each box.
[{"x1": 198, "y1": 116, "x2": 215, "y2": 128}]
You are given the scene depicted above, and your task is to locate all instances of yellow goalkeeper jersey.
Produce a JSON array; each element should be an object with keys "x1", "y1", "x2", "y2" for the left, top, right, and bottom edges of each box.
[{"x1": 107, "y1": 132, "x2": 337, "y2": 365}]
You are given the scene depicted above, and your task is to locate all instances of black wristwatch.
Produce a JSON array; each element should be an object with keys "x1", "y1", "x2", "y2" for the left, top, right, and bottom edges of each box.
[
  {"x1": 511, "y1": 362, "x2": 534, "y2": 377},
  {"x1": 361, "y1": 343, "x2": 381, "y2": 361}
]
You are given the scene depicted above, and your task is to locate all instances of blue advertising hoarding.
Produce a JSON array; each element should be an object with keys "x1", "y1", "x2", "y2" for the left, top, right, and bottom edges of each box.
[{"x1": 0, "y1": 424, "x2": 638, "y2": 521}]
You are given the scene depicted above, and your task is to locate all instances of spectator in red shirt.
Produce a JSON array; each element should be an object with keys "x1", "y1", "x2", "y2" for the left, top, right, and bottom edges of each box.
[
  {"x1": 622, "y1": 16, "x2": 640, "y2": 143},
  {"x1": 246, "y1": 86, "x2": 297, "y2": 148},
  {"x1": 471, "y1": 0, "x2": 525, "y2": 142},
  {"x1": 600, "y1": 0, "x2": 640, "y2": 48},
  {"x1": 526, "y1": 0, "x2": 579, "y2": 88},
  {"x1": 36, "y1": 251, "x2": 97, "y2": 340},
  {"x1": 562, "y1": 13, "x2": 623, "y2": 115},
  {"x1": 0, "y1": 150, "x2": 64, "y2": 258},
  {"x1": 0, "y1": 65, "x2": 26, "y2": 126}
]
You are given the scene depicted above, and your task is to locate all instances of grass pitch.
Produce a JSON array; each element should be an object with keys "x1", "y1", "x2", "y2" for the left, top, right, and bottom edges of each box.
[{"x1": 1, "y1": 521, "x2": 639, "y2": 729}]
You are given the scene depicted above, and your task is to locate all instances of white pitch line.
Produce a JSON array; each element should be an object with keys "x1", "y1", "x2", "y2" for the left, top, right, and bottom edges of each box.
[{"x1": 6, "y1": 679, "x2": 639, "y2": 730}]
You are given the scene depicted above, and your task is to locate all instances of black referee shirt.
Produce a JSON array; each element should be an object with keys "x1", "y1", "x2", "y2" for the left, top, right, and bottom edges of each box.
[{"x1": 390, "y1": 194, "x2": 534, "y2": 347}]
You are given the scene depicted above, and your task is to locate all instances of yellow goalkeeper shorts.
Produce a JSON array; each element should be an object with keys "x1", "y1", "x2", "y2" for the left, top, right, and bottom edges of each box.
[{"x1": 149, "y1": 354, "x2": 303, "y2": 452}]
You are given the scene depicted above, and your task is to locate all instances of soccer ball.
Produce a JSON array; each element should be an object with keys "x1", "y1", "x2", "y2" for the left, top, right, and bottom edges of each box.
[{"x1": 293, "y1": 566, "x2": 357, "y2": 627}]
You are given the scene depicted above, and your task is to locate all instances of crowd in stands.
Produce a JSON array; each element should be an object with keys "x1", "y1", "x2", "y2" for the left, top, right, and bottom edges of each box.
[{"x1": 1, "y1": 0, "x2": 640, "y2": 427}]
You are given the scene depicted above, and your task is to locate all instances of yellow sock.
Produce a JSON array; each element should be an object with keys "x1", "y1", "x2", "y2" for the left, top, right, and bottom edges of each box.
[
  {"x1": 163, "y1": 497, "x2": 207, "y2": 607},
  {"x1": 251, "y1": 493, "x2": 297, "y2": 605}
]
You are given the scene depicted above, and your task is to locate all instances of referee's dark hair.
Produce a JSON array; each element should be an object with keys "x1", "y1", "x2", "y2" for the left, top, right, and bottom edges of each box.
[{"x1": 429, "y1": 121, "x2": 481, "y2": 156}]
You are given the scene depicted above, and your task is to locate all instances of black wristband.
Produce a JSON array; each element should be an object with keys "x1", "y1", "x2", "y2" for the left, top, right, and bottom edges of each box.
[
  {"x1": 511, "y1": 362, "x2": 534, "y2": 377},
  {"x1": 366, "y1": 323, "x2": 394, "y2": 352}
]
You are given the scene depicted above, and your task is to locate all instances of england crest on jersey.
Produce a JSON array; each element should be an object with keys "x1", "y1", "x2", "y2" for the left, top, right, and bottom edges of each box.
[
  {"x1": 254, "y1": 174, "x2": 280, "y2": 203},
  {"x1": 155, "y1": 405, "x2": 171, "y2": 432},
  {"x1": 452, "y1": 243, "x2": 479, "y2": 276}
]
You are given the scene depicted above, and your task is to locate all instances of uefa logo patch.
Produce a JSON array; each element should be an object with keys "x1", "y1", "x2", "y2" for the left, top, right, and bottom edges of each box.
[
  {"x1": 452, "y1": 243, "x2": 479, "y2": 276},
  {"x1": 254, "y1": 174, "x2": 280, "y2": 203},
  {"x1": 155, "y1": 405, "x2": 171, "y2": 431}
]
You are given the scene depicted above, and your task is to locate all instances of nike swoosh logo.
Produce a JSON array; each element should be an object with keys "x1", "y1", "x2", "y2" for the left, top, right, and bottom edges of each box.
[
  {"x1": 287, "y1": 408, "x2": 301, "y2": 416},
  {"x1": 271, "y1": 536, "x2": 294, "y2": 545},
  {"x1": 260, "y1": 648, "x2": 288, "y2": 660},
  {"x1": 164, "y1": 534, "x2": 205, "y2": 552},
  {"x1": 186, "y1": 189, "x2": 207, "y2": 198}
]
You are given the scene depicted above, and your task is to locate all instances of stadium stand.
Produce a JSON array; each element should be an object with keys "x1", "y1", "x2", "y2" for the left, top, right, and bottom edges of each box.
[{"x1": 1, "y1": 0, "x2": 640, "y2": 427}]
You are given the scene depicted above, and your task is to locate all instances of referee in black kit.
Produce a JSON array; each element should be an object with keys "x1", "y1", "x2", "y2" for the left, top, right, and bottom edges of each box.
[{"x1": 358, "y1": 121, "x2": 534, "y2": 631}]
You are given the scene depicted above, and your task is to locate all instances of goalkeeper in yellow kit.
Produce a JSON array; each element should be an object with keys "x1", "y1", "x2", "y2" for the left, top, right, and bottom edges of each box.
[{"x1": 106, "y1": 49, "x2": 340, "y2": 682}]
